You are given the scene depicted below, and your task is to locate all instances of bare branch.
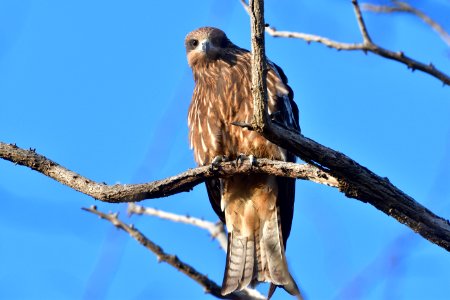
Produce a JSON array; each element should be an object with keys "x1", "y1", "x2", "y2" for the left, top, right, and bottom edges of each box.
[
  {"x1": 249, "y1": 0, "x2": 269, "y2": 132},
  {"x1": 128, "y1": 203, "x2": 228, "y2": 252},
  {"x1": 362, "y1": 1, "x2": 450, "y2": 47},
  {"x1": 264, "y1": 27, "x2": 364, "y2": 50},
  {"x1": 0, "y1": 142, "x2": 337, "y2": 203},
  {"x1": 82, "y1": 206, "x2": 264, "y2": 300},
  {"x1": 239, "y1": 0, "x2": 450, "y2": 86},
  {"x1": 242, "y1": 120, "x2": 450, "y2": 251},
  {"x1": 242, "y1": 0, "x2": 450, "y2": 252},
  {"x1": 352, "y1": 0, "x2": 373, "y2": 44}
]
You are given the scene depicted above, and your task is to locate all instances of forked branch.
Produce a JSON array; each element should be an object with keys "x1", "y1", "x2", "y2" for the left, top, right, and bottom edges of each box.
[
  {"x1": 362, "y1": 0, "x2": 450, "y2": 47},
  {"x1": 83, "y1": 206, "x2": 265, "y2": 300},
  {"x1": 128, "y1": 203, "x2": 228, "y2": 251},
  {"x1": 240, "y1": 0, "x2": 450, "y2": 86}
]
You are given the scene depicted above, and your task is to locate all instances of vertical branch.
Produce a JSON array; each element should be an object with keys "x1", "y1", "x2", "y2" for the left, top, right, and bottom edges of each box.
[{"x1": 249, "y1": 0, "x2": 268, "y2": 132}]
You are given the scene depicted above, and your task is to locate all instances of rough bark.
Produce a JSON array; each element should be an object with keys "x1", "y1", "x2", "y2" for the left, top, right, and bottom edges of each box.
[{"x1": 0, "y1": 142, "x2": 337, "y2": 203}]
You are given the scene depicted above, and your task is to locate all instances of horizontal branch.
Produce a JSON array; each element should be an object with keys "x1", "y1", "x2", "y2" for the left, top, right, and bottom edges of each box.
[
  {"x1": 83, "y1": 206, "x2": 264, "y2": 300},
  {"x1": 128, "y1": 203, "x2": 228, "y2": 251},
  {"x1": 0, "y1": 142, "x2": 337, "y2": 203},
  {"x1": 239, "y1": 0, "x2": 450, "y2": 86}
]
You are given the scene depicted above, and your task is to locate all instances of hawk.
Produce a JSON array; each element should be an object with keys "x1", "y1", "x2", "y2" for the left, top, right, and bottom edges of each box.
[{"x1": 185, "y1": 27, "x2": 300, "y2": 297}]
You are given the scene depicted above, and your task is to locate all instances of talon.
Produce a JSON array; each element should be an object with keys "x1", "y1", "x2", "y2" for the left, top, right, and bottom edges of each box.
[
  {"x1": 249, "y1": 155, "x2": 257, "y2": 166},
  {"x1": 235, "y1": 153, "x2": 247, "y2": 167},
  {"x1": 211, "y1": 155, "x2": 227, "y2": 170}
]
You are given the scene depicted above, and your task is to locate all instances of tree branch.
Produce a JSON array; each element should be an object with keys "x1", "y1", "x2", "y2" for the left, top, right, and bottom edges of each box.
[
  {"x1": 2, "y1": 0, "x2": 450, "y2": 255},
  {"x1": 82, "y1": 206, "x2": 264, "y2": 300},
  {"x1": 353, "y1": 0, "x2": 373, "y2": 44},
  {"x1": 362, "y1": 1, "x2": 450, "y2": 47},
  {"x1": 243, "y1": 0, "x2": 450, "y2": 251},
  {"x1": 0, "y1": 142, "x2": 338, "y2": 203},
  {"x1": 249, "y1": 0, "x2": 269, "y2": 132},
  {"x1": 234, "y1": 95, "x2": 450, "y2": 252},
  {"x1": 128, "y1": 203, "x2": 228, "y2": 252},
  {"x1": 239, "y1": 0, "x2": 450, "y2": 86}
]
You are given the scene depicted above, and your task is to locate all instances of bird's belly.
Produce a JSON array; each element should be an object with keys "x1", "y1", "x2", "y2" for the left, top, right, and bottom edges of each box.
[{"x1": 217, "y1": 127, "x2": 286, "y2": 161}]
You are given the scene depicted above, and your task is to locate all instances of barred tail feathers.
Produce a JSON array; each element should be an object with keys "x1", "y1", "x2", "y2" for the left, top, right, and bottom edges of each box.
[{"x1": 220, "y1": 177, "x2": 299, "y2": 296}]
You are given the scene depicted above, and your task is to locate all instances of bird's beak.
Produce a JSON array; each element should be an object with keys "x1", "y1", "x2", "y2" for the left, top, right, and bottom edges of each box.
[{"x1": 201, "y1": 40, "x2": 211, "y2": 53}]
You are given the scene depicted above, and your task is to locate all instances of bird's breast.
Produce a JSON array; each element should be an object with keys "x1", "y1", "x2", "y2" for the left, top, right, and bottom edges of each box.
[{"x1": 188, "y1": 61, "x2": 286, "y2": 165}]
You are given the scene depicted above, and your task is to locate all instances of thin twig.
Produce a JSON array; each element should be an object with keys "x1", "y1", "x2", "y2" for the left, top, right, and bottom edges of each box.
[
  {"x1": 264, "y1": 27, "x2": 364, "y2": 50},
  {"x1": 352, "y1": 0, "x2": 372, "y2": 44},
  {"x1": 128, "y1": 203, "x2": 228, "y2": 252},
  {"x1": 82, "y1": 206, "x2": 265, "y2": 300},
  {"x1": 239, "y1": 0, "x2": 250, "y2": 14},
  {"x1": 239, "y1": 0, "x2": 450, "y2": 86},
  {"x1": 0, "y1": 142, "x2": 337, "y2": 203},
  {"x1": 362, "y1": 1, "x2": 450, "y2": 47}
]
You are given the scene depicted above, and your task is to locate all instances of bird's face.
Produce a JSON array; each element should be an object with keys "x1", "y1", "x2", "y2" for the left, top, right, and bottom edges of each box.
[{"x1": 185, "y1": 27, "x2": 230, "y2": 67}]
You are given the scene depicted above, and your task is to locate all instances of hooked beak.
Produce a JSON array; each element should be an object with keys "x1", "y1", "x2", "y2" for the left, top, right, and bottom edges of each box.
[{"x1": 201, "y1": 40, "x2": 211, "y2": 53}]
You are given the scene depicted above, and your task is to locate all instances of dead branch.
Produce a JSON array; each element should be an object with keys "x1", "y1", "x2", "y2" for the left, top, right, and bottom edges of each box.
[
  {"x1": 82, "y1": 206, "x2": 264, "y2": 300},
  {"x1": 128, "y1": 203, "x2": 228, "y2": 251},
  {"x1": 362, "y1": 1, "x2": 450, "y2": 47},
  {"x1": 243, "y1": 0, "x2": 450, "y2": 252},
  {"x1": 0, "y1": 142, "x2": 337, "y2": 203},
  {"x1": 353, "y1": 0, "x2": 372, "y2": 44},
  {"x1": 239, "y1": 0, "x2": 450, "y2": 86},
  {"x1": 249, "y1": 0, "x2": 269, "y2": 132}
]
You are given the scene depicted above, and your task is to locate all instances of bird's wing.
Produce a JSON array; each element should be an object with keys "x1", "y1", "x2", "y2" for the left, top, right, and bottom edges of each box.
[
  {"x1": 267, "y1": 61, "x2": 300, "y2": 245},
  {"x1": 205, "y1": 178, "x2": 225, "y2": 223},
  {"x1": 270, "y1": 62, "x2": 300, "y2": 134}
]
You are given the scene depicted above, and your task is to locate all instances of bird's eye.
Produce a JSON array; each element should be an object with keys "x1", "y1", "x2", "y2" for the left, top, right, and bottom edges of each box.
[{"x1": 190, "y1": 39, "x2": 199, "y2": 48}]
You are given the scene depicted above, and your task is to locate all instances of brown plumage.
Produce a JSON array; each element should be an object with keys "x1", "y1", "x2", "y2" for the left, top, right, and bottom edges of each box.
[{"x1": 185, "y1": 27, "x2": 301, "y2": 298}]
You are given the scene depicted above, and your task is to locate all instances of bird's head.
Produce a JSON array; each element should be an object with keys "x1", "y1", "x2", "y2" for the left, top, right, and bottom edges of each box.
[{"x1": 185, "y1": 27, "x2": 233, "y2": 67}]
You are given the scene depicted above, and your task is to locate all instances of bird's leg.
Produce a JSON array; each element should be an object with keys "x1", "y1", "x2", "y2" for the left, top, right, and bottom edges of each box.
[
  {"x1": 235, "y1": 154, "x2": 258, "y2": 167},
  {"x1": 211, "y1": 155, "x2": 228, "y2": 170}
]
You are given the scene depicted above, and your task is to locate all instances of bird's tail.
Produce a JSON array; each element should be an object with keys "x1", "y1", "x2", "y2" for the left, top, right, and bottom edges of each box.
[{"x1": 220, "y1": 200, "x2": 300, "y2": 298}]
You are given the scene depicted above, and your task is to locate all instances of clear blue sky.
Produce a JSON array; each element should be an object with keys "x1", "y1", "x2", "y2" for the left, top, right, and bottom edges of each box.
[{"x1": 1, "y1": 0, "x2": 449, "y2": 299}]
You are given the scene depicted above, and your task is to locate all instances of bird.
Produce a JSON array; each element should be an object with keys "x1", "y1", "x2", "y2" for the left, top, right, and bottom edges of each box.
[{"x1": 185, "y1": 27, "x2": 301, "y2": 298}]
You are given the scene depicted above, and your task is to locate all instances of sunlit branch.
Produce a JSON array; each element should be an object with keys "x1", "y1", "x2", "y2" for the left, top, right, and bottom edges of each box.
[
  {"x1": 82, "y1": 206, "x2": 265, "y2": 300},
  {"x1": 128, "y1": 203, "x2": 228, "y2": 251},
  {"x1": 0, "y1": 142, "x2": 337, "y2": 203},
  {"x1": 239, "y1": 0, "x2": 450, "y2": 86},
  {"x1": 362, "y1": 0, "x2": 450, "y2": 47}
]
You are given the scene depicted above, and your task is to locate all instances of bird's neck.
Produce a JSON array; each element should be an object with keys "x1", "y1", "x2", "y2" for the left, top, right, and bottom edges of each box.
[{"x1": 192, "y1": 60, "x2": 224, "y2": 84}]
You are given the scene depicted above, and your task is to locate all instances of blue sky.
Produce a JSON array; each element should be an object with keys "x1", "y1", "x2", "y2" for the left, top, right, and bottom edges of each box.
[{"x1": 1, "y1": 0, "x2": 449, "y2": 299}]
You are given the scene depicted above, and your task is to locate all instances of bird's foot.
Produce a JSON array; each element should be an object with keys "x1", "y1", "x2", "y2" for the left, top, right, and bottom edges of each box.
[
  {"x1": 211, "y1": 155, "x2": 228, "y2": 171},
  {"x1": 235, "y1": 154, "x2": 257, "y2": 167}
]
